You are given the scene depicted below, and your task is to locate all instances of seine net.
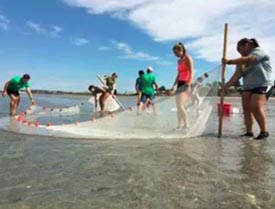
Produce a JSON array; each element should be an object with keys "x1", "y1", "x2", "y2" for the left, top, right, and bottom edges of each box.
[{"x1": 0, "y1": 66, "x2": 221, "y2": 139}]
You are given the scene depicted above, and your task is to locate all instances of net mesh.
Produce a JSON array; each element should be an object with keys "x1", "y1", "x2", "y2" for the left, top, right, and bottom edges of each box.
[{"x1": 0, "y1": 66, "x2": 221, "y2": 139}]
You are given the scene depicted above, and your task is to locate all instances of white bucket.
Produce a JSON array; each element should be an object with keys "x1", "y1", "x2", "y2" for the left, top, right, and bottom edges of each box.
[{"x1": 232, "y1": 107, "x2": 240, "y2": 114}]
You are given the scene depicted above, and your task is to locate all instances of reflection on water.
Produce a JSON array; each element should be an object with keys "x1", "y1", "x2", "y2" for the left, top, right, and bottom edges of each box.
[{"x1": 0, "y1": 96, "x2": 275, "y2": 208}]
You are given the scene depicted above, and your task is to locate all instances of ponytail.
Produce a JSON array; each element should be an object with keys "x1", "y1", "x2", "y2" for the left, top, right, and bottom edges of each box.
[
  {"x1": 237, "y1": 38, "x2": 260, "y2": 48},
  {"x1": 250, "y1": 38, "x2": 259, "y2": 47}
]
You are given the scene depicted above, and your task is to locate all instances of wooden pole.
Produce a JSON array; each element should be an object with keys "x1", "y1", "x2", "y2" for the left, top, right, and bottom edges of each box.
[{"x1": 218, "y1": 23, "x2": 228, "y2": 137}]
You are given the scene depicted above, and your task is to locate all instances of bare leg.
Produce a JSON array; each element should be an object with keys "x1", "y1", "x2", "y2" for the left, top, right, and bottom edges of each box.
[
  {"x1": 138, "y1": 102, "x2": 144, "y2": 114},
  {"x1": 15, "y1": 97, "x2": 20, "y2": 113},
  {"x1": 250, "y1": 94, "x2": 267, "y2": 132},
  {"x1": 137, "y1": 91, "x2": 141, "y2": 106},
  {"x1": 145, "y1": 99, "x2": 152, "y2": 112},
  {"x1": 175, "y1": 91, "x2": 189, "y2": 128},
  {"x1": 9, "y1": 95, "x2": 20, "y2": 116},
  {"x1": 242, "y1": 92, "x2": 253, "y2": 133},
  {"x1": 99, "y1": 93, "x2": 110, "y2": 111},
  {"x1": 185, "y1": 95, "x2": 195, "y2": 109},
  {"x1": 152, "y1": 103, "x2": 156, "y2": 115}
]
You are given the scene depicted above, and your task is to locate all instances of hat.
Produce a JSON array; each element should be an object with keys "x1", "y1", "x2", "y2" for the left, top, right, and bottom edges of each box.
[{"x1": 147, "y1": 66, "x2": 153, "y2": 72}]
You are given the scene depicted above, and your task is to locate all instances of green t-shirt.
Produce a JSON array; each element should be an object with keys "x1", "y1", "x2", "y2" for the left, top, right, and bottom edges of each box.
[
  {"x1": 141, "y1": 73, "x2": 156, "y2": 95},
  {"x1": 105, "y1": 76, "x2": 115, "y2": 91},
  {"x1": 7, "y1": 76, "x2": 30, "y2": 91}
]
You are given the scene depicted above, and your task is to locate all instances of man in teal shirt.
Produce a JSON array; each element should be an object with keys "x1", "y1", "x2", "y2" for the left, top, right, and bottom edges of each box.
[
  {"x1": 139, "y1": 66, "x2": 159, "y2": 115},
  {"x1": 135, "y1": 70, "x2": 144, "y2": 106},
  {"x1": 2, "y1": 74, "x2": 35, "y2": 116}
]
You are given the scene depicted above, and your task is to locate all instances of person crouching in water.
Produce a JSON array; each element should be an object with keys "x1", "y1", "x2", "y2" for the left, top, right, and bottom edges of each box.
[
  {"x1": 139, "y1": 67, "x2": 159, "y2": 115},
  {"x1": 88, "y1": 85, "x2": 110, "y2": 112},
  {"x1": 2, "y1": 74, "x2": 35, "y2": 116}
]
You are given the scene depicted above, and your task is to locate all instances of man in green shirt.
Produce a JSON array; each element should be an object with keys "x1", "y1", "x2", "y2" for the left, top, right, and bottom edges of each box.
[
  {"x1": 2, "y1": 74, "x2": 35, "y2": 116},
  {"x1": 139, "y1": 67, "x2": 159, "y2": 115}
]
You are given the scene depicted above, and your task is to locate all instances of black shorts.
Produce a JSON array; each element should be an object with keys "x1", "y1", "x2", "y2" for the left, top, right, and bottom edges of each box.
[
  {"x1": 7, "y1": 89, "x2": 19, "y2": 96},
  {"x1": 244, "y1": 86, "x2": 274, "y2": 100},
  {"x1": 176, "y1": 81, "x2": 189, "y2": 93}
]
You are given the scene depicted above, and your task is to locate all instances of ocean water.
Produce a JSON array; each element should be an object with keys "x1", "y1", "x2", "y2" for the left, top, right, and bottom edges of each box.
[{"x1": 0, "y1": 95, "x2": 275, "y2": 209}]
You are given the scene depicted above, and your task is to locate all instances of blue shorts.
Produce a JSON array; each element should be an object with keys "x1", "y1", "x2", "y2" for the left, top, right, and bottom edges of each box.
[{"x1": 140, "y1": 93, "x2": 155, "y2": 104}]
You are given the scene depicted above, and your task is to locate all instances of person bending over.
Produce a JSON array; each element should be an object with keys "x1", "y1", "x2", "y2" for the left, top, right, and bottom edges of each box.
[
  {"x1": 2, "y1": 74, "x2": 35, "y2": 116},
  {"x1": 88, "y1": 85, "x2": 110, "y2": 112}
]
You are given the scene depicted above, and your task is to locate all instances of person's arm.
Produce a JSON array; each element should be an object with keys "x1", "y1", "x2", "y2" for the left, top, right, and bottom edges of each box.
[
  {"x1": 154, "y1": 82, "x2": 159, "y2": 95},
  {"x1": 135, "y1": 84, "x2": 139, "y2": 92},
  {"x1": 224, "y1": 67, "x2": 242, "y2": 90},
  {"x1": 171, "y1": 73, "x2": 179, "y2": 90},
  {"x1": 26, "y1": 88, "x2": 35, "y2": 105},
  {"x1": 135, "y1": 79, "x2": 139, "y2": 92},
  {"x1": 185, "y1": 54, "x2": 194, "y2": 85},
  {"x1": 222, "y1": 55, "x2": 257, "y2": 66},
  {"x1": 2, "y1": 81, "x2": 10, "y2": 97},
  {"x1": 93, "y1": 94, "x2": 98, "y2": 110}
]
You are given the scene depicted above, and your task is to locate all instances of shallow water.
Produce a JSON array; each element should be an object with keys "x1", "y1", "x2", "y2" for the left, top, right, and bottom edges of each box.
[{"x1": 0, "y1": 95, "x2": 275, "y2": 209}]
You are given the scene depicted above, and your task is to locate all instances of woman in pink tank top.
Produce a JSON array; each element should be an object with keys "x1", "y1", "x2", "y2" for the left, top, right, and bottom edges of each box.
[{"x1": 171, "y1": 42, "x2": 194, "y2": 130}]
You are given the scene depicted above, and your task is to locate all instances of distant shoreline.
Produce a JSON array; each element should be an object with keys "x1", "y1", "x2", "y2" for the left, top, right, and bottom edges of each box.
[
  {"x1": 0, "y1": 90, "x2": 136, "y2": 96},
  {"x1": 30, "y1": 91, "x2": 137, "y2": 96},
  {"x1": 1, "y1": 89, "x2": 274, "y2": 98}
]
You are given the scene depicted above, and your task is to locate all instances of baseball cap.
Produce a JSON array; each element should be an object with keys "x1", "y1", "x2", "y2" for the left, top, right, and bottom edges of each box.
[{"x1": 147, "y1": 66, "x2": 153, "y2": 72}]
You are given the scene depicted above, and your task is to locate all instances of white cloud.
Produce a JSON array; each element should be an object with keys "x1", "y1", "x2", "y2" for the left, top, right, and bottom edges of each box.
[
  {"x1": 49, "y1": 25, "x2": 63, "y2": 38},
  {"x1": 26, "y1": 21, "x2": 63, "y2": 38},
  {"x1": 26, "y1": 21, "x2": 46, "y2": 34},
  {"x1": 52, "y1": 25, "x2": 63, "y2": 33},
  {"x1": 72, "y1": 38, "x2": 89, "y2": 46},
  {"x1": 63, "y1": 0, "x2": 148, "y2": 14},
  {"x1": 113, "y1": 41, "x2": 159, "y2": 61},
  {"x1": 100, "y1": 41, "x2": 171, "y2": 63},
  {"x1": 63, "y1": 0, "x2": 275, "y2": 64},
  {"x1": 0, "y1": 14, "x2": 9, "y2": 31}
]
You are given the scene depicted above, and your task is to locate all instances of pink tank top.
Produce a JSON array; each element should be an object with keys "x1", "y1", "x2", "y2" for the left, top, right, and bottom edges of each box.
[{"x1": 177, "y1": 60, "x2": 191, "y2": 82}]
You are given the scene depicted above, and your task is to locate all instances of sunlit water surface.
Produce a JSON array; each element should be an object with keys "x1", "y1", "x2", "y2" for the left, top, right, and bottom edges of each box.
[{"x1": 0, "y1": 95, "x2": 275, "y2": 209}]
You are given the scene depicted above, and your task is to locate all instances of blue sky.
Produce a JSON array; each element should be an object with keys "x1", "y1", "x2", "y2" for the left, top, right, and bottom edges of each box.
[{"x1": 0, "y1": 0, "x2": 274, "y2": 92}]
